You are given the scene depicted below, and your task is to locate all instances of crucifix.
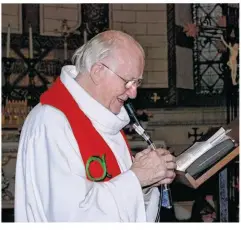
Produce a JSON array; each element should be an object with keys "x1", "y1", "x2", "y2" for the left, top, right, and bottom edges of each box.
[{"x1": 220, "y1": 35, "x2": 239, "y2": 85}]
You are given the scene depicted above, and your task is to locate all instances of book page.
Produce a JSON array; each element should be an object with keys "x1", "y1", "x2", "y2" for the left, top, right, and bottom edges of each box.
[
  {"x1": 208, "y1": 128, "x2": 232, "y2": 146},
  {"x1": 176, "y1": 127, "x2": 232, "y2": 172},
  {"x1": 207, "y1": 127, "x2": 225, "y2": 144},
  {"x1": 176, "y1": 141, "x2": 213, "y2": 171}
]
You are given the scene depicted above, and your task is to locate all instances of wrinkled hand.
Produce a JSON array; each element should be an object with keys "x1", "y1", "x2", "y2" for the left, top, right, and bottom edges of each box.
[{"x1": 130, "y1": 148, "x2": 176, "y2": 187}]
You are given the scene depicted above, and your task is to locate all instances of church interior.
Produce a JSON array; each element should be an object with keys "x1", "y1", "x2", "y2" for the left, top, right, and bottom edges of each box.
[{"x1": 1, "y1": 3, "x2": 239, "y2": 222}]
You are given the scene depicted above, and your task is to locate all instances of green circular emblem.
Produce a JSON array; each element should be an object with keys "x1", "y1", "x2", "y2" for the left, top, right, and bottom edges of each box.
[{"x1": 86, "y1": 154, "x2": 112, "y2": 182}]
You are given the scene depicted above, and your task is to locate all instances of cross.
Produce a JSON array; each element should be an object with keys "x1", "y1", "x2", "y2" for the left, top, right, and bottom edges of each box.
[
  {"x1": 151, "y1": 93, "x2": 160, "y2": 103},
  {"x1": 10, "y1": 46, "x2": 51, "y2": 87},
  {"x1": 188, "y1": 127, "x2": 203, "y2": 143},
  {"x1": 4, "y1": 44, "x2": 52, "y2": 106}
]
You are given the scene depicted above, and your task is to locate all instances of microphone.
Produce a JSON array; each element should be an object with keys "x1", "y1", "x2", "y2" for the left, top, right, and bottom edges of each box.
[
  {"x1": 124, "y1": 102, "x2": 141, "y2": 126},
  {"x1": 124, "y1": 101, "x2": 156, "y2": 149},
  {"x1": 124, "y1": 100, "x2": 173, "y2": 210}
]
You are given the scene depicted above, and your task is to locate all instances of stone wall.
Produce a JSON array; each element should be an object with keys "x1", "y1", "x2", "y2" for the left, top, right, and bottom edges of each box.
[
  {"x1": 110, "y1": 3, "x2": 168, "y2": 88},
  {"x1": 2, "y1": 4, "x2": 22, "y2": 34}
]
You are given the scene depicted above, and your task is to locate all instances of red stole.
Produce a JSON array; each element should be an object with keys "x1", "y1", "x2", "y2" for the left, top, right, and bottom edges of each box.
[{"x1": 40, "y1": 77, "x2": 132, "y2": 182}]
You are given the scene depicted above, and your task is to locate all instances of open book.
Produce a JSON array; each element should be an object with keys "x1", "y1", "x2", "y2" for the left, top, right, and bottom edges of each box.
[{"x1": 176, "y1": 127, "x2": 235, "y2": 177}]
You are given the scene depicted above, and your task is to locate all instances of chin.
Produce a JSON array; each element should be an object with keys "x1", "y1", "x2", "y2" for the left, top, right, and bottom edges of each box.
[
  {"x1": 110, "y1": 106, "x2": 122, "y2": 115},
  {"x1": 112, "y1": 109, "x2": 121, "y2": 115}
]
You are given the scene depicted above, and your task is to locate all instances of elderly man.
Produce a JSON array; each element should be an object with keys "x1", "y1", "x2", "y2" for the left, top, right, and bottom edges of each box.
[{"x1": 15, "y1": 30, "x2": 176, "y2": 222}]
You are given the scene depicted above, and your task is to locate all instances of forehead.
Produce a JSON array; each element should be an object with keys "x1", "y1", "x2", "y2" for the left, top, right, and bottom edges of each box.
[
  {"x1": 113, "y1": 45, "x2": 144, "y2": 66},
  {"x1": 118, "y1": 49, "x2": 144, "y2": 76},
  {"x1": 101, "y1": 40, "x2": 145, "y2": 79}
]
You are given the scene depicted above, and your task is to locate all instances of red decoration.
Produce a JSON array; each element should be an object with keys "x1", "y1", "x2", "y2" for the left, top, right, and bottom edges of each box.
[
  {"x1": 183, "y1": 23, "x2": 199, "y2": 38},
  {"x1": 217, "y1": 16, "x2": 227, "y2": 27}
]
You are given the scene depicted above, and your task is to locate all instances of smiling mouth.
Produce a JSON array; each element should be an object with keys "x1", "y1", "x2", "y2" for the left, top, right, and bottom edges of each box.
[{"x1": 117, "y1": 98, "x2": 126, "y2": 104}]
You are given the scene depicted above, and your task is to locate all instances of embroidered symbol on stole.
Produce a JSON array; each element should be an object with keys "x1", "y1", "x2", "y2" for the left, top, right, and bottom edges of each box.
[{"x1": 86, "y1": 154, "x2": 112, "y2": 181}]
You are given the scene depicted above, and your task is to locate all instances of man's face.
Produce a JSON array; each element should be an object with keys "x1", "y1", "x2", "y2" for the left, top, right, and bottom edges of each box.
[{"x1": 97, "y1": 48, "x2": 144, "y2": 114}]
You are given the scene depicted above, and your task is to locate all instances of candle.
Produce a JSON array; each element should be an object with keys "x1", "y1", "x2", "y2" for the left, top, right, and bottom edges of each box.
[
  {"x1": 29, "y1": 24, "x2": 33, "y2": 58},
  {"x1": 84, "y1": 29, "x2": 87, "y2": 44},
  {"x1": 6, "y1": 24, "x2": 10, "y2": 58},
  {"x1": 64, "y1": 40, "x2": 68, "y2": 60}
]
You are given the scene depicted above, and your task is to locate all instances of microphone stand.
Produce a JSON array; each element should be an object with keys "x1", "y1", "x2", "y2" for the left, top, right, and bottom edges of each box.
[{"x1": 124, "y1": 101, "x2": 173, "y2": 215}]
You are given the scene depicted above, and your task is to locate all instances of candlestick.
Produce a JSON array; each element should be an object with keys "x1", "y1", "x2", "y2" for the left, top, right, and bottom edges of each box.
[
  {"x1": 64, "y1": 40, "x2": 68, "y2": 60},
  {"x1": 84, "y1": 29, "x2": 87, "y2": 44},
  {"x1": 29, "y1": 24, "x2": 33, "y2": 58},
  {"x1": 6, "y1": 24, "x2": 10, "y2": 58}
]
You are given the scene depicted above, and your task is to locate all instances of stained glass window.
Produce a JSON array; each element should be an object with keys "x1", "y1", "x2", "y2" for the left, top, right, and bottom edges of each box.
[{"x1": 192, "y1": 4, "x2": 226, "y2": 95}]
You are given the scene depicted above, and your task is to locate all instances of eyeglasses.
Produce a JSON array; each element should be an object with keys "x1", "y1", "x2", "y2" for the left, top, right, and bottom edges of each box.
[{"x1": 100, "y1": 63, "x2": 143, "y2": 89}]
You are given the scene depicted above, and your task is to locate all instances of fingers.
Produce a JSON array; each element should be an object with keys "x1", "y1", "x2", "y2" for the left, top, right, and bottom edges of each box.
[
  {"x1": 165, "y1": 161, "x2": 177, "y2": 170},
  {"x1": 142, "y1": 148, "x2": 152, "y2": 155},
  {"x1": 155, "y1": 149, "x2": 176, "y2": 165},
  {"x1": 156, "y1": 171, "x2": 176, "y2": 185},
  {"x1": 154, "y1": 148, "x2": 176, "y2": 167},
  {"x1": 131, "y1": 147, "x2": 176, "y2": 187},
  {"x1": 155, "y1": 148, "x2": 175, "y2": 161},
  {"x1": 166, "y1": 170, "x2": 176, "y2": 179},
  {"x1": 135, "y1": 148, "x2": 151, "y2": 160},
  {"x1": 152, "y1": 172, "x2": 176, "y2": 186},
  {"x1": 158, "y1": 177, "x2": 175, "y2": 185},
  {"x1": 164, "y1": 154, "x2": 176, "y2": 163},
  {"x1": 155, "y1": 148, "x2": 170, "y2": 156},
  {"x1": 136, "y1": 147, "x2": 174, "y2": 159}
]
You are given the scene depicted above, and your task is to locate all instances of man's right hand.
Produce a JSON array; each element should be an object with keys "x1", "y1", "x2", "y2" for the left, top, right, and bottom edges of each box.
[{"x1": 130, "y1": 148, "x2": 176, "y2": 187}]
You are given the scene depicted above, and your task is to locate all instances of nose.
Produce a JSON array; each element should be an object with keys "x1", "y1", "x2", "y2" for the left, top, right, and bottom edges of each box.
[{"x1": 126, "y1": 85, "x2": 138, "y2": 99}]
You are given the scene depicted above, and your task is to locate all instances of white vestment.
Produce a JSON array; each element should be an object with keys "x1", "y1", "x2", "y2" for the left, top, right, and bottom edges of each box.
[{"x1": 14, "y1": 65, "x2": 160, "y2": 222}]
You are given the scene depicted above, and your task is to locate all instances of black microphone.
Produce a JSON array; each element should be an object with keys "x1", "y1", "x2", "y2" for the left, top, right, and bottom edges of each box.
[
  {"x1": 124, "y1": 101, "x2": 155, "y2": 147},
  {"x1": 124, "y1": 101, "x2": 141, "y2": 126}
]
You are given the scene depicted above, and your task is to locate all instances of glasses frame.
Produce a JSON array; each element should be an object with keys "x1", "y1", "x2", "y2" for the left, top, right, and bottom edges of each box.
[{"x1": 100, "y1": 63, "x2": 143, "y2": 89}]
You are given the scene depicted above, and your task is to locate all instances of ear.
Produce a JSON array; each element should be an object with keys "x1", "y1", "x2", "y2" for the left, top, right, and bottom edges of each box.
[{"x1": 89, "y1": 63, "x2": 103, "y2": 85}]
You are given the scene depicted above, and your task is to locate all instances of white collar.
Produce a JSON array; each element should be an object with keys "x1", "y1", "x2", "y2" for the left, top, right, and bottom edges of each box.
[{"x1": 60, "y1": 65, "x2": 130, "y2": 135}]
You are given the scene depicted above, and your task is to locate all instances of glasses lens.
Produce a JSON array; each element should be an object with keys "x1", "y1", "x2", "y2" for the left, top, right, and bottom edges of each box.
[
  {"x1": 136, "y1": 79, "x2": 142, "y2": 86},
  {"x1": 125, "y1": 81, "x2": 134, "y2": 89},
  {"x1": 125, "y1": 79, "x2": 142, "y2": 89}
]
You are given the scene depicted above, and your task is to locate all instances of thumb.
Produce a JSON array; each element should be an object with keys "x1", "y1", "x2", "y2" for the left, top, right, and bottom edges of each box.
[{"x1": 141, "y1": 147, "x2": 152, "y2": 154}]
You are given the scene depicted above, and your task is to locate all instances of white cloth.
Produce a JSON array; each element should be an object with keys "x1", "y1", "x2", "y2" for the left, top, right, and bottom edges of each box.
[{"x1": 14, "y1": 65, "x2": 160, "y2": 222}]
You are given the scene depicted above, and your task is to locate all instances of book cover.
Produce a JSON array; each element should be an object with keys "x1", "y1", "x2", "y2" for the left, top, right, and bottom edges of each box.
[{"x1": 186, "y1": 139, "x2": 235, "y2": 178}]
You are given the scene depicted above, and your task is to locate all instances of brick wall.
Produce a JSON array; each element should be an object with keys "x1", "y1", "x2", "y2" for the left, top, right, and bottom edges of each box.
[
  {"x1": 2, "y1": 4, "x2": 22, "y2": 34},
  {"x1": 110, "y1": 3, "x2": 168, "y2": 88}
]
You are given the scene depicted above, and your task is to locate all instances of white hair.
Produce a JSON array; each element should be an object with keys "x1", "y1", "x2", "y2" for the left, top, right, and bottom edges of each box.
[{"x1": 71, "y1": 30, "x2": 145, "y2": 74}]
